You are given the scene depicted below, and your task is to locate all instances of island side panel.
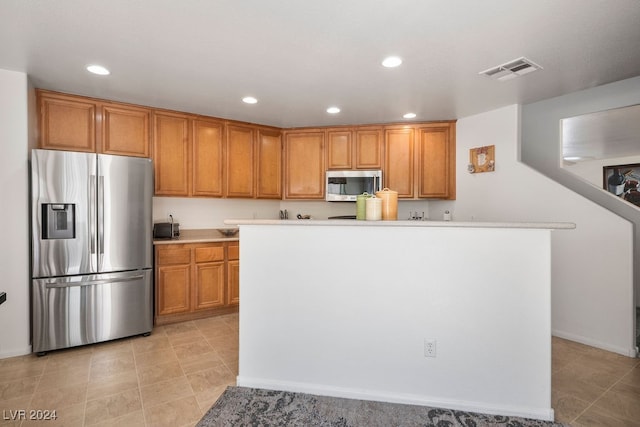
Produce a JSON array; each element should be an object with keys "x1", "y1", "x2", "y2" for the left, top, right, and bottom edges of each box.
[{"x1": 237, "y1": 224, "x2": 553, "y2": 420}]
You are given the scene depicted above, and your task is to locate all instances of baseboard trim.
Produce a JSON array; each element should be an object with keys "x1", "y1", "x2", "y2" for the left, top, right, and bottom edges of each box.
[
  {"x1": 0, "y1": 345, "x2": 32, "y2": 359},
  {"x1": 236, "y1": 376, "x2": 555, "y2": 422},
  {"x1": 552, "y1": 329, "x2": 637, "y2": 358}
]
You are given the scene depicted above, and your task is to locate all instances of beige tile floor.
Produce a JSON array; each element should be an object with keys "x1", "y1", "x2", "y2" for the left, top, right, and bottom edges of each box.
[
  {"x1": 1, "y1": 313, "x2": 638, "y2": 426},
  {"x1": 0, "y1": 313, "x2": 238, "y2": 427},
  {"x1": 552, "y1": 337, "x2": 640, "y2": 426}
]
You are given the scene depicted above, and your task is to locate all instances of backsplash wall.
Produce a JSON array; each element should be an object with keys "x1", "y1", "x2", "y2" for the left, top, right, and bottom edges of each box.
[
  {"x1": 153, "y1": 197, "x2": 281, "y2": 229},
  {"x1": 153, "y1": 197, "x2": 432, "y2": 228}
]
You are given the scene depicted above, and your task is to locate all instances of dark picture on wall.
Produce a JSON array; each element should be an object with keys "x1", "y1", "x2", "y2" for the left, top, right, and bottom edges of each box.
[{"x1": 603, "y1": 163, "x2": 640, "y2": 207}]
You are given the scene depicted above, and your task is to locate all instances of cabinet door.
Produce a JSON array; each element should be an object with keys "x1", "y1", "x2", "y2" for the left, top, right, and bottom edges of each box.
[
  {"x1": 355, "y1": 127, "x2": 383, "y2": 169},
  {"x1": 227, "y1": 259, "x2": 240, "y2": 306},
  {"x1": 192, "y1": 119, "x2": 224, "y2": 197},
  {"x1": 227, "y1": 243, "x2": 239, "y2": 261},
  {"x1": 384, "y1": 128, "x2": 415, "y2": 198},
  {"x1": 326, "y1": 130, "x2": 352, "y2": 169},
  {"x1": 226, "y1": 124, "x2": 255, "y2": 198},
  {"x1": 284, "y1": 131, "x2": 325, "y2": 199},
  {"x1": 194, "y1": 262, "x2": 225, "y2": 310},
  {"x1": 153, "y1": 112, "x2": 190, "y2": 196},
  {"x1": 38, "y1": 92, "x2": 96, "y2": 152},
  {"x1": 256, "y1": 129, "x2": 282, "y2": 199},
  {"x1": 195, "y1": 244, "x2": 225, "y2": 263},
  {"x1": 156, "y1": 264, "x2": 191, "y2": 315},
  {"x1": 417, "y1": 125, "x2": 453, "y2": 198},
  {"x1": 101, "y1": 103, "x2": 150, "y2": 157}
]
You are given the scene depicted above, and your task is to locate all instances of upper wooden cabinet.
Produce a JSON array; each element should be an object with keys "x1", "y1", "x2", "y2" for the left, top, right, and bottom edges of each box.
[
  {"x1": 153, "y1": 113, "x2": 226, "y2": 197},
  {"x1": 192, "y1": 118, "x2": 224, "y2": 197},
  {"x1": 326, "y1": 129, "x2": 352, "y2": 169},
  {"x1": 153, "y1": 112, "x2": 191, "y2": 196},
  {"x1": 256, "y1": 128, "x2": 282, "y2": 199},
  {"x1": 326, "y1": 127, "x2": 383, "y2": 170},
  {"x1": 37, "y1": 90, "x2": 454, "y2": 201},
  {"x1": 37, "y1": 90, "x2": 150, "y2": 157},
  {"x1": 417, "y1": 123, "x2": 455, "y2": 199},
  {"x1": 226, "y1": 124, "x2": 255, "y2": 198},
  {"x1": 225, "y1": 124, "x2": 282, "y2": 199},
  {"x1": 384, "y1": 127, "x2": 415, "y2": 198},
  {"x1": 355, "y1": 127, "x2": 383, "y2": 169},
  {"x1": 383, "y1": 122, "x2": 456, "y2": 200},
  {"x1": 38, "y1": 91, "x2": 97, "y2": 152},
  {"x1": 283, "y1": 130, "x2": 325, "y2": 199},
  {"x1": 101, "y1": 103, "x2": 151, "y2": 157},
  {"x1": 153, "y1": 113, "x2": 281, "y2": 199}
]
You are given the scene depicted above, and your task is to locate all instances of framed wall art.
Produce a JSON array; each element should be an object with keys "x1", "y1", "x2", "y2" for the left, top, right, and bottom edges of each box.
[
  {"x1": 468, "y1": 145, "x2": 495, "y2": 173},
  {"x1": 603, "y1": 163, "x2": 640, "y2": 207}
]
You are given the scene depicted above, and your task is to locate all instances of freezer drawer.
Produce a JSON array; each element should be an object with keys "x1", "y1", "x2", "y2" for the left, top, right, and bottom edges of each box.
[{"x1": 32, "y1": 270, "x2": 152, "y2": 353}]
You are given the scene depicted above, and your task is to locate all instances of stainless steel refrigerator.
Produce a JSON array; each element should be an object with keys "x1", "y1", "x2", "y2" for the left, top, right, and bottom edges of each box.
[{"x1": 31, "y1": 149, "x2": 153, "y2": 354}]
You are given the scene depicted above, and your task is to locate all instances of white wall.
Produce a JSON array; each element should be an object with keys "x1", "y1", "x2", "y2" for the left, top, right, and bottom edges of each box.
[
  {"x1": 521, "y1": 76, "x2": 640, "y2": 310},
  {"x1": 239, "y1": 223, "x2": 556, "y2": 420},
  {"x1": 430, "y1": 105, "x2": 635, "y2": 356},
  {"x1": 0, "y1": 69, "x2": 32, "y2": 358}
]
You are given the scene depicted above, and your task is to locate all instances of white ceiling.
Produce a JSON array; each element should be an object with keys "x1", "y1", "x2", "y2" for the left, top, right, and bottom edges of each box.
[{"x1": 1, "y1": 0, "x2": 640, "y2": 128}]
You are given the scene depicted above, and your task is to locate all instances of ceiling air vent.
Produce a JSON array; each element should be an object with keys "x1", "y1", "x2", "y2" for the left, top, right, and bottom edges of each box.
[{"x1": 479, "y1": 57, "x2": 543, "y2": 81}]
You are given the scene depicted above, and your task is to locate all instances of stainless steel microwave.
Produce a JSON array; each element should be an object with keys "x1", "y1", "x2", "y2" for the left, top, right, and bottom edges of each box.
[{"x1": 326, "y1": 170, "x2": 382, "y2": 201}]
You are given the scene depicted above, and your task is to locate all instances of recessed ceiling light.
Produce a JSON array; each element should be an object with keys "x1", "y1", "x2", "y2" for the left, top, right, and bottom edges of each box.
[
  {"x1": 382, "y1": 56, "x2": 402, "y2": 68},
  {"x1": 86, "y1": 65, "x2": 110, "y2": 75},
  {"x1": 403, "y1": 112, "x2": 417, "y2": 119},
  {"x1": 326, "y1": 107, "x2": 340, "y2": 114},
  {"x1": 242, "y1": 96, "x2": 258, "y2": 104}
]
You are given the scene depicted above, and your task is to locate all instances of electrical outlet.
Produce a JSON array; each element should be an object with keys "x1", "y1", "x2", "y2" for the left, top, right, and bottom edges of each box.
[{"x1": 424, "y1": 339, "x2": 436, "y2": 358}]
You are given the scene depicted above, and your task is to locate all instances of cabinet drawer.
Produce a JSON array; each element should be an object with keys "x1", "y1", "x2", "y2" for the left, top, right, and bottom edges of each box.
[
  {"x1": 228, "y1": 244, "x2": 239, "y2": 260},
  {"x1": 195, "y1": 245, "x2": 224, "y2": 263},
  {"x1": 157, "y1": 247, "x2": 191, "y2": 265}
]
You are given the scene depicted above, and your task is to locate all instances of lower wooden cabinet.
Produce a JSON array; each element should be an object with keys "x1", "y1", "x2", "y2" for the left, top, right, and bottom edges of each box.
[
  {"x1": 155, "y1": 241, "x2": 239, "y2": 325},
  {"x1": 227, "y1": 243, "x2": 240, "y2": 306}
]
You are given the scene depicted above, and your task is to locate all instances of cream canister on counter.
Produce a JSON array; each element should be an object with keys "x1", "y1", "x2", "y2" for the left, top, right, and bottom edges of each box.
[
  {"x1": 375, "y1": 187, "x2": 398, "y2": 220},
  {"x1": 356, "y1": 192, "x2": 372, "y2": 220},
  {"x1": 365, "y1": 197, "x2": 382, "y2": 220}
]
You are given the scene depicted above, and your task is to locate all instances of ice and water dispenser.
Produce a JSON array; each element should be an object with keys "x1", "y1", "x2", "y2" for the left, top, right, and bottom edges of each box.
[{"x1": 41, "y1": 203, "x2": 76, "y2": 239}]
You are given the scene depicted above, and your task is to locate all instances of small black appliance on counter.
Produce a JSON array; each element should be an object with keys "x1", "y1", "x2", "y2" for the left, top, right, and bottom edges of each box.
[{"x1": 153, "y1": 222, "x2": 180, "y2": 239}]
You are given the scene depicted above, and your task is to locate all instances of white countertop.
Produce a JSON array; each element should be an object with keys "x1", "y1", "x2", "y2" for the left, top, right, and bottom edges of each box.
[{"x1": 224, "y1": 219, "x2": 576, "y2": 230}]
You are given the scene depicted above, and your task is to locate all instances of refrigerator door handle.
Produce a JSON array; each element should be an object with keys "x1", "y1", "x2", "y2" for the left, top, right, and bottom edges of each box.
[
  {"x1": 44, "y1": 274, "x2": 145, "y2": 288},
  {"x1": 98, "y1": 175, "x2": 105, "y2": 258},
  {"x1": 90, "y1": 174, "x2": 97, "y2": 255}
]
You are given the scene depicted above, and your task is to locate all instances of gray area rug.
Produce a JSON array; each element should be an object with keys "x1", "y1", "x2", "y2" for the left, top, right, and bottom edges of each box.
[{"x1": 197, "y1": 386, "x2": 567, "y2": 427}]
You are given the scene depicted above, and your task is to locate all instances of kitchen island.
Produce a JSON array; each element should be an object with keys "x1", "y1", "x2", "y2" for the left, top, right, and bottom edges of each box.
[{"x1": 225, "y1": 219, "x2": 574, "y2": 421}]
